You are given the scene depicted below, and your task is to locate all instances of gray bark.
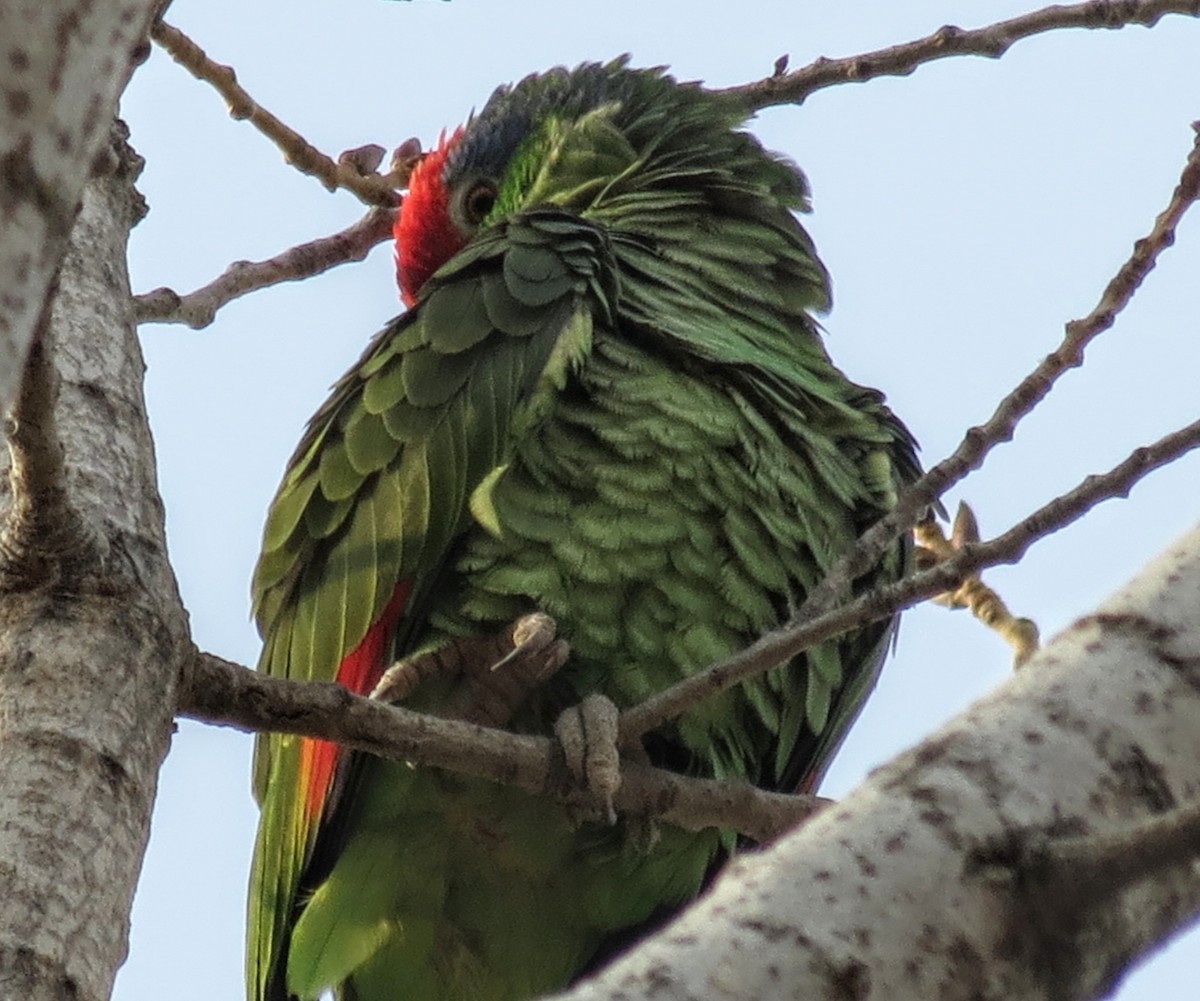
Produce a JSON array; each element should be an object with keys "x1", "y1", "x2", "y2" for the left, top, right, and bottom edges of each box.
[
  {"x1": 0, "y1": 131, "x2": 190, "y2": 1001},
  {"x1": 0, "y1": 0, "x2": 162, "y2": 412}
]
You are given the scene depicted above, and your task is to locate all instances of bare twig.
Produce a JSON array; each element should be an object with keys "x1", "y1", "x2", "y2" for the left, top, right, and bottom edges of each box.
[
  {"x1": 150, "y1": 20, "x2": 403, "y2": 207},
  {"x1": 134, "y1": 207, "x2": 394, "y2": 328},
  {"x1": 723, "y1": 0, "x2": 1200, "y2": 110},
  {"x1": 620, "y1": 415, "x2": 1200, "y2": 743},
  {"x1": 827, "y1": 122, "x2": 1200, "y2": 618},
  {"x1": 179, "y1": 651, "x2": 822, "y2": 843}
]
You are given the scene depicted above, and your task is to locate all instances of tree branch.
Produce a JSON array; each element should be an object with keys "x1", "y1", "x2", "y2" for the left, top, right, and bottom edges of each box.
[
  {"x1": 723, "y1": 0, "x2": 1200, "y2": 109},
  {"x1": 0, "y1": 120, "x2": 191, "y2": 1001},
  {"x1": 176, "y1": 414, "x2": 1200, "y2": 842},
  {"x1": 139, "y1": 5, "x2": 1200, "y2": 336},
  {"x1": 178, "y1": 650, "x2": 823, "y2": 844},
  {"x1": 133, "y1": 207, "x2": 395, "y2": 328},
  {"x1": 150, "y1": 19, "x2": 404, "y2": 207},
  {"x1": 823, "y1": 118, "x2": 1200, "y2": 617}
]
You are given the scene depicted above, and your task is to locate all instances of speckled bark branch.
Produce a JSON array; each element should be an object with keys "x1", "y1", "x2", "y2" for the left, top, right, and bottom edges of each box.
[
  {"x1": 1, "y1": 303, "x2": 99, "y2": 587},
  {"x1": 150, "y1": 19, "x2": 401, "y2": 205}
]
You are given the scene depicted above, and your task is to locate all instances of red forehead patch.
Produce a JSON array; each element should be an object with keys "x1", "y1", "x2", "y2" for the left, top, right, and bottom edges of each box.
[{"x1": 395, "y1": 127, "x2": 466, "y2": 307}]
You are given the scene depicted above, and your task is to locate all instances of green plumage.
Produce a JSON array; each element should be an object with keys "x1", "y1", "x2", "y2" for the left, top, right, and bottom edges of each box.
[{"x1": 248, "y1": 59, "x2": 919, "y2": 1001}]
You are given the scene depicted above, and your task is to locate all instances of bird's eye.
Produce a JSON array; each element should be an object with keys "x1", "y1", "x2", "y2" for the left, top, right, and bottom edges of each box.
[{"x1": 463, "y1": 180, "x2": 498, "y2": 226}]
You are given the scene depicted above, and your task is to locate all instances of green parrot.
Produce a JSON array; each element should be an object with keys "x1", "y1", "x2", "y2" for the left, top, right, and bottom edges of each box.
[{"x1": 248, "y1": 58, "x2": 920, "y2": 1001}]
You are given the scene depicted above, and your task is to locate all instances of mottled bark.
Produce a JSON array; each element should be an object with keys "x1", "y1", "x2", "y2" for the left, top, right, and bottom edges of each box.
[
  {"x1": 0, "y1": 131, "x2": 190, "y2": 1001},
  {"x1": 0, "y1": 0, "x2": 162, "y2": 412}
]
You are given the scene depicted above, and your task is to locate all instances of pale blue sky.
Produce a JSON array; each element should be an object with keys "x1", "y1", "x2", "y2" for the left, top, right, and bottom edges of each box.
[{"x1": 117, "y1": 2, "x2": 1200, "y2": 997}]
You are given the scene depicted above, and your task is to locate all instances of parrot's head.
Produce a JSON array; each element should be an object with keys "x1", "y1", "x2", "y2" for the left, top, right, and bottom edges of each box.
[
  {"x1": 394, "y1": 58, "x2": 818, "y2": 308},
  {"x1": 395, "y1": 59, "x2": 645, "y2": 307}
]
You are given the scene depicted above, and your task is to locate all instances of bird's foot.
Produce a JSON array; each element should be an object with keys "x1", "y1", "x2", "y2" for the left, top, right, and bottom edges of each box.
[
  {"x1": 445, "y1": 612, "x2": 570, "y2": 726},
  {"x1": 370, "y1": 613, "x2": 569, "y2": 729},
  {"x1": 915, "y1": 503, "x2": 1040, "y2": 668},
  {"x1": 552, "y1": 693, "x2": 622, "y2": 826}
]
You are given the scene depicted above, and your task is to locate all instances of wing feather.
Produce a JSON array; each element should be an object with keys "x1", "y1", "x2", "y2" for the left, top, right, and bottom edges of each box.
[{"x1": 247, "y1": 210, "x2": 615, "y2": 1001}]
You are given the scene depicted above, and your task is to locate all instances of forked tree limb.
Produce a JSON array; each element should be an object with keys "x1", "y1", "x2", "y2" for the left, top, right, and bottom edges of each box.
[{"x1": 134, "y1": 207, "x2": 395, "y2": 328}]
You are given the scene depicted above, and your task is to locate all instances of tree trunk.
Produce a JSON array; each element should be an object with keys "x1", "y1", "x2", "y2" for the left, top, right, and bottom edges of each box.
[{"x1": 0, "y1": 129, "x2": 191, "y2": 1001}]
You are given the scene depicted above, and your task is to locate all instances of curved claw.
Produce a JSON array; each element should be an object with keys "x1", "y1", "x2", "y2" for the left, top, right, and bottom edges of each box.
[{"x1": 491, "y1": 611, "x2": 559, "y2": 673}]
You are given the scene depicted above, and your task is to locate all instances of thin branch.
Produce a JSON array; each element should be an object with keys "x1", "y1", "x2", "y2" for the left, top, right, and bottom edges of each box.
[
  {"x1": 149, "y1": 19, "x2": 403, "y2": 207},
  {"x1": 832, "y1": 120, "x2": 1200, "y2": 615},
  {"x1": 179, "y1": 651, "x2": 822, "y2": 843},
  {"x1": 134, "y1": 208, "x2": 394, "y2": 328},
  {"x1": 723, "y1": 0, "x2": 1200, "y2": 109},
  {"x1": 620, "y1": 415, "x2": 1200, "y2": 743}
]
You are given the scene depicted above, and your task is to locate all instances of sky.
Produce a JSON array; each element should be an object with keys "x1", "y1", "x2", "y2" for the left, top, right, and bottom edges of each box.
[{"x1": 115, "y1": 1, "x2": 1200, "y2": 998}]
